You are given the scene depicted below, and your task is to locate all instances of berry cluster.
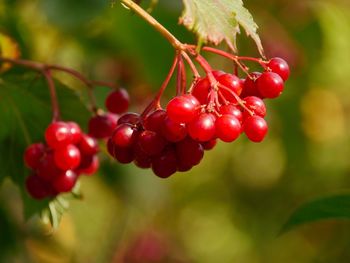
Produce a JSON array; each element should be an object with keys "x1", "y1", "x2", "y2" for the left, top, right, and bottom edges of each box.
[
  {"x1": 107, "y1": 57, "x2": 289, "y2": 178},
  {"x1": 24, "y1": 122, "x2": 99, "y2": 200}
]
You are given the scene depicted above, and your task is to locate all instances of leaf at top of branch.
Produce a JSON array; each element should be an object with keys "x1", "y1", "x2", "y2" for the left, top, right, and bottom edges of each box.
[{"x1": 179, "y1": 0, "x2": 264, "y2": 57}]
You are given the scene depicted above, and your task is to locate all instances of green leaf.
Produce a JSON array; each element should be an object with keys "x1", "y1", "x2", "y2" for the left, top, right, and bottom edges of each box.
[
  {"x1": 281, "y1": 194, "x2": 350, "y2": 234},
  {"x1": 0, "y1": 72, "x2": 89, "y2": 219},
  {"x1": 180, "y1": 0, "x2": 264, "y2": 56}
]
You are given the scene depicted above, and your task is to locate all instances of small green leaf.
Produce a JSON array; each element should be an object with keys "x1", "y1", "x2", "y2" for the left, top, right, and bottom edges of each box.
[
  {"x1": 180, "y1": 0, "x2": 264, "y2": 56},
  {"x1": 281, "y1": 194, "x2": 350, "y2": 234}
]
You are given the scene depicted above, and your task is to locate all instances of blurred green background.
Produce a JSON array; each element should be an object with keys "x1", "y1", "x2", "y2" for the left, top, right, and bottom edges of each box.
[{"x1": 1, "y1": 0, "x2": 350, "y2": 262}]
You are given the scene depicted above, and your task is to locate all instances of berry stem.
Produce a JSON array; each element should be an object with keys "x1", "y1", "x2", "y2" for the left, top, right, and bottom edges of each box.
[
  {"x1": 119, "y1": 0, "x2": 184, "y2": 50},
  {"x1": 43, "y1": 69, "x2": 60, "y2": 122},
  {"x1": 176, "y1": 55, "x2": 186, "y2": 95},
  {"x1": 141, "y1": 53, "x2": 179, "y2": 117}
]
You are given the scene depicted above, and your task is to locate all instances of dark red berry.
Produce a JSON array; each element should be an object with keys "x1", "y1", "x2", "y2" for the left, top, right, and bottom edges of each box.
[
  {"x1": 191, "y1": 77, "x2": 210, "y2": 104},
  {"x1": 201, "y1": 139, "x2": 217, "y2": 150},
  {"x1": 105, "y1": 88, "x2": 130, "y2": 114},
  {"x1": 151, "y1": 148, "x2": 177, "y2": 178},
  {"x1": 216, "y1": 115, "x2": 241, "y2": 142},
  {"x1": 54, "y1": 144, "x2": 81, "y2": 170},
  {"x1": 188, "y1": 113, "x2": 216, "y2": 142},
  {"x1": 112, "y1": 124, "x2": 138, "y2": 148},
  {"x1": 143, "y1": 109, "x2": 167, "y2": 133},
  {"x1": 243, "y1": 116, "x2": 268, "y2": 142},
  {"x1": 67, "y1": 122, "x2": 82, "y2": 144},
  {"x1": 88, "y1": 113, "x2": 118, "y2": 139},
  {"x1": 52, "y1": 170, "x2": 77, "y2": 193},
  {"x1": 267, "y1": 57, "x2": 290, "y2": 81},
  {"x1": 243, "y1": 96, "x2": 266, "y2": 117},
  {"x1": 176, "y1": 137, "x2": 204, "y2": 167},
  {"x1": 26, "y1": 174, "x2": 52, "y2": 199},
  {"x1": 161, "y1": 117, "x2": 187, "y2": 142},
  {"x1": 45, "y1": 122, "x2": 72, "y2": 149},
  {"x1": 133, "y1": 144, "x2": 152, "y2": 169},
  {"x1": 114, "y1": 146, "x2": 134, "y2": 164},
  {"x1": 117, "y1": 112, "x2": 140, "y2": 126},
  {"x1": 24, "y1": 143, "x2": 45, "y2": 169},
  {"x1": 37, "y1": 154, "x2": 62, "y2": 182},
  {"x1": 257, "y1": 72, "x2": 284, "y2": 99},
  {"x1": 107, "y1": 139, "x2": 116, "y2": 157},
  {"x1": 138, "y1": 130, "x2": 166, "y2": 156},
  {"x1": 166, "y1": 95, "x2": 199, "y2": 124},
  {"x1": 78, "y1": 134, "x2": 99, "y2": 155}
]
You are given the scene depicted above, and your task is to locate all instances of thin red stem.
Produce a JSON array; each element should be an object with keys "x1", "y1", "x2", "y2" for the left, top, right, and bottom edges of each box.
[
  {"x1": 181, "y1": 51, "x2": 200, "y2": 79},
  {"x1": 43, "y1": 70, "x2": 60, "y2": 121},
  {"x1": 141, "y1": 54, "x2": 179, "y2": 118}
]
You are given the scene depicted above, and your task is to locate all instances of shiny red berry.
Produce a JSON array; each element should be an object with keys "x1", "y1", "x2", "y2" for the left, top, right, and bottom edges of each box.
[
  {"x1": 176, "y1": 137, "x2": 204, "y2": 167},
  {"x1": 45, "y1": 122, "x2": 72, "y2": 149},
  {"x1": 143, "y1": 109, "x2": 167, "y2": 133},
  {"x1": 243, "y1": 116, "x2": 268, "y2": 142},
  {"x1": 240, "y1": 72, "x2": 262, "y2": 98},
  {"x1": 117, "y1": 112, "x2": 140, "y2": 126},
  {"x1": 24, "y1": 143, "x2": 45, "y2": 169},
  {"x1": 78, "y1": 134, "x2": 99, "y2": 155},
  {"x1": 54, "y1": 144, "x2": 81, "y2": 170},
  {"x1": 216, "y1": 115, "x2": 241, "y2": 142},
  {"x1": 257, "y1": 72, "x2": 284, "y2": 99},
  {"x1": 105, "y1": 88, "x2": 130, "y2": 114},
  {"x1": 37, "y1": 153, "x2": 62, "y2": 182},
  {"x1": 52, "y1": 170, "x2": 78, "y2": 193},
  {"x1": 267, "y1": 57, "x2": 290, "y2": 81},
  {"x1": 112, "y1": 124, "x2": 138, "y2": 148},
  {"x1": 88, "y1": 113, "x2": 118, "y2": 139},
  {"x1": 26, "y1": 174, "x2": 53, "y2": 199},
  {"x1": 161, "y1": 117, "x2": 187, "y2": 142},
  {"x1": 243, "y1": 96, "x2": 266, "y2": 117},
  {"x1": 151, "y1": 148, "x2": 177, "y2": 178},
  {"x1": 166, "y1": 95, "x2": 199, "y2": 124},
  {"x1": 67, "y1": 122, "x2": 82, "y2": 144},
  {"x1": 188, "y1": 113, "x2": 216, "y2": 142},
  {"x1": 138, "y1": 130, "x2": 167, "y2": 156}
]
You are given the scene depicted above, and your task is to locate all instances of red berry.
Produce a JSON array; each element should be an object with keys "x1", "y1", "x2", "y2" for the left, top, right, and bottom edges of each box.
[
  {"x1": 37, "y1": 154, "x2": 62, "y2": 182},
  {"x1": 105, "y1": 88, "x2": 130, "y2": 114},
  {"x1": 219, "y1": 104, "x2": 243, "y2": 123},
  {"x1": 161, "y1": 117, "x2": 187, "y2": 142},
  {"x1": 257, "y1": 72, "x2": 284, "y2": 99},
  {"x1": 67, "y1": 122, "x2": 82, "y2": 144},
  {"x1": 243, "y1": 116, "x2": 268, "y2": 142},
  {"x1": 240, "y1": 72, "x2": 262, "y2": 98},
  {"x1": 52, "y1": 170, "x2": 78, "y2": 193},
  {"x1": 24, "y1": 143, "x2": 45, "y2": 169},
  {"x1": 45, "y1": 122, "x2": 72, "y2": 149},
  {"x1": 114, "y1": 146, "x2": 135, "y2": 164},
  {"x1": 88, "y1": 113, "x2": 118, "y2": 139},
  {"x1": 267, "y1": 57, "x2": 290, "y2": 81},
  {"x1": 183, "y1": 94, "x2": 201, "y2": 108},
  {"x1": 191, "y1": 77, "x2": 210, "y2": 104},
  {"x1": 117, "y1": 112, "x2": 140, "y2": 125},
  {"x1": 78, "y1": 134, "x2": 99, "y2": 155},
  {"x1": 54, "y1": 144, "x2": 81, "y2": 170},
  {"x1": 218, "y1": 73, "x2": 242, "y2": 102},
  {"x1": 166, "y1": 95, "x2": 199, "y2": 124},
  {"x1": 26, "y1": 174, "x2": 53, "y2": 199},
  {"x1": 138, "y1": 130, "x2": 166, "y2": 156},
  {"x1": 107, "y1": 138, "x2": 116, "y2": 157},
  {"x1": 77, "y1": 155, "x2": 99, "y2": 175},
  {"x1": 243, "y1": 96, "x2": 266, "y2": 117},
  {"x1": 112, "y1": 124, "x2": 138, "y2": 148},
  {"x1": 176, "y1": 137, "x2": 204, "y2": 167},
  {"x1": 143, "y1": 109, "x2": 167, "y2": 133},
  {"x1": 133, "y1": 144, "x2": 152, "y2": 169},
  {"x1": 201, "y1": 139, "x2": 217, "y2": 150},
  {"x1": 188, "y1": 113, "x2": 216, "y2": 142},
  {"x1": 151, "y1": 148, "x2": 177, "y2": 178},
  {"x1": 216, "y1": 115, "x2": 241, "y2": 142}
]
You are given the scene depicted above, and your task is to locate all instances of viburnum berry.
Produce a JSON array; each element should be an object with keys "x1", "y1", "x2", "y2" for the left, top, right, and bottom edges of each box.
[
  {"x1": 217, "y1": 73, "x2": 242, "y2": 102},
  {"x1": 52, "y1": 170, "x2": 78, "y2": 193},
  {"x1": 267, "y1": 57, "x2": 290, "y2": 81},
  {"x1": 161, "y1": 116, "x2": 187, "y2": 142},
  {"x1": 166, "y1": 95, "x2": 199, "y2": 124},
  {"x1": 216, "y1": 115, "x2": 241, "y2": 142},
  {"x1": 118, "y1": 112, "x2": 140, "y2": 125},
  {"x1": 112, "y1": 123, "x2": 138, "y2": 148},
  {"x1": 37, "y1": 153, "x2": 63, "y2": 182},
  {"x1": 176, "y1": 137, "x2": 204, "y2": 167},
  {"x1": 138, "y1": 130, "x2": 166, "y2": 156},
  {"x1": 54, "y1": 144, "x2": 81, "y2": 170},
  {"x1": 243, "y1": 116, "x2": 268, "y2": 142},
  {"x1": 201, "y1": 139, "x2": 217, "y2": 151},
  {"x1": 26, "y1": 174, "x2": 53, "y2": 200},
  {"x1": 257, "y1": 72, "x2": 284, "y2": 99},
  {"x1": 243, "y1": 96, "x2": 266, "y2": 117},
  {"x1": 143, "y1": 109, "x2": 167, "y2": 133},
  {"x1": 105, "y1": 88, "x2": 130, "y2": 114},
  {"x1": 151, "y1": 147, "x2": 177, "y2": 178},
  {"x1": 219, "y1": 104, "x2": 243, "y2": 123},
  {"x1": 113, "y1": 145, "x2": 135, "y2": 164},
  {"x1": 24, "y1": 143, "x2": 46, "y2": 169},
  {"x1": 67, "y1": 122, "x2": 82, "y2": 144},
  {"x1": 45, "y1": 121, "x2": 72, "y2": 149},
  {"x1": 78, "y1": 134, "x2": 99, "y2": 155},
  {"x1": 88, "y1": 113, "x2": 119, "y2": 139},
  {"x1": 240, "y1": 72, "x2": 262, "y2": 98},
  {"x1": 76, "y1": 155, "x2": 99, "y2": 175},
  {"x1": 188, "y1": 113, "x2": 216, "y2": 142}
]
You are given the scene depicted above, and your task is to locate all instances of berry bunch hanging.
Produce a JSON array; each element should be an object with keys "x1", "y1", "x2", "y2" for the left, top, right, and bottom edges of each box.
[{"x1": 107, "y1": 52, "x2": 289, "y2": 178}]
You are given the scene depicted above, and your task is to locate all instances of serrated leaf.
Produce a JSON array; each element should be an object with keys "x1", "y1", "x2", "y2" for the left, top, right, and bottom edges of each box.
[
  {"x1": 180, "y1": 0, "x2": 264, "y2": 56},
  {"x1": 0, "y1": 72, "x2": 89, "y2": 219},
  {"x1": 281, "y1": 194, "x2": 350, "y2": 234},
  {"x1": 0, "y1": 33, "x2": 20, "y2": 72}
]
